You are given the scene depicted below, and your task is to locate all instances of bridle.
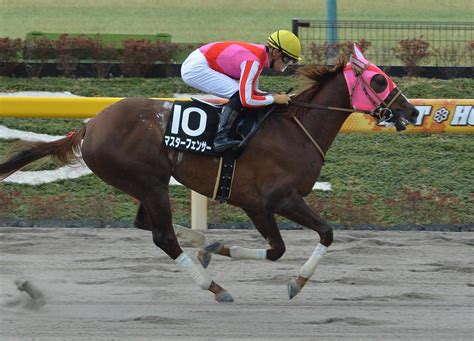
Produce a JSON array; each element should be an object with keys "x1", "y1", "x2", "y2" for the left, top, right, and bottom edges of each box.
[
  {"x1": 290, "y1": 66, "x2": 403, "y2": 118},
  {"x1": 288, "y1": 65, "x2": 404, "y2": 162}
]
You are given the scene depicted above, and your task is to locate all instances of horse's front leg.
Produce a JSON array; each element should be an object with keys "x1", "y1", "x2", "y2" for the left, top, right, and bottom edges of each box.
[
  {"x1": 277, "y1": 195, "x2": 333, "y2": 299},
  {"x1": 199, "y1": 209, "x2": 285, "y2": 266}
]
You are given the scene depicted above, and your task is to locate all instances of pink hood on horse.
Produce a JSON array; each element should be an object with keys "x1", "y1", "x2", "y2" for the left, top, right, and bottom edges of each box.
[{"x1": 343, "y1": 45, "x2": 396, "y2": 112}]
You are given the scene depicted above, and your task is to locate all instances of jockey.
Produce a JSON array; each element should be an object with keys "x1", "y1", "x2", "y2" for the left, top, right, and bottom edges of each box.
[{"x1": 181, "y1": 30, "x2": 302, "y2": 152}]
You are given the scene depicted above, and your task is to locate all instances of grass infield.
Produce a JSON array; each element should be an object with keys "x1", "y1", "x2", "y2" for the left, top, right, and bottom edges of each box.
[
  {"x1": 0, "y1": 2, "x2": 472, "y2": 226},
  {"x1": 0, "y1": 77, "x2": 473, "y2": 227},
  {"x1": 1, "y1": 0, "x2": 472, "y2": 42}
]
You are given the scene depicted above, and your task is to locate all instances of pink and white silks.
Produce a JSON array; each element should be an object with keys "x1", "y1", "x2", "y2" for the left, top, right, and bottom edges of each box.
[{"x1": 181, "y1": 41, "x2": 274, "y2": 108}]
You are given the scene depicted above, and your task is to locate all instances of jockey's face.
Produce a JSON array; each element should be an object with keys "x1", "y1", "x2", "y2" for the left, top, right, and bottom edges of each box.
[{"x1": 269, "y1": 48, "x2": 294, "y2": 72}]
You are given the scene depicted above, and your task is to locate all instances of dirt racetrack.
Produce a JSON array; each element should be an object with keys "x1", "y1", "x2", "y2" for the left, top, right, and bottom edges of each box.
[{"x1": 0, "y1": 227, "x2": 473, "y2": 340}]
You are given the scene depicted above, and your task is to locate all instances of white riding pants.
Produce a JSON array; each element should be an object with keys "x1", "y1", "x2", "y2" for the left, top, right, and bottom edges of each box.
[{"x1": 181, "y1": 49, "x2": 239, "y2": 99}]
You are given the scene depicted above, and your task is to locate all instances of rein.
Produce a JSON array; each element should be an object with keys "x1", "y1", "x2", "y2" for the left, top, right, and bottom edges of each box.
[
  {"x1": 290, "y1": 88, "x2": 401, "y2": 116},
  {"x1": 287, "y1": 100, "x2": 366, "y2": 164},
  {"x1": 288, "y1": 68, "x2": 402, "y2": 162},
  {"x1": 290, "y1": 101, "x2": 360, "y2": 113}
]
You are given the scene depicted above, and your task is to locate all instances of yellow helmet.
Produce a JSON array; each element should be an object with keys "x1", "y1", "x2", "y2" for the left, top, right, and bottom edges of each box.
[{"x1": 267, "y1": 30, "x2": 302, "y2": 61}]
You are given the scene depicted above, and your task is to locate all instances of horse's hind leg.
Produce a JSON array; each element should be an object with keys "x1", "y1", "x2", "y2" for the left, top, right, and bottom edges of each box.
[
  {"x1": 135, "y1": 204, "x2": 210, "y2": 250},
  {"x1": 134, "y1": 204, "x2": 151, "y2": 231},
  {"x1": 141, "y1": 186, "x2": 233, "y2": 302},
  {"x1": 136, "y1": 203, "x2": 212, "y2": 267},
  {"x1": 201, "y1": 209, "x2": 285, "y2": 262},
  {"x1": 277, "y1": 194, "x2": 333, "y2": 299}
]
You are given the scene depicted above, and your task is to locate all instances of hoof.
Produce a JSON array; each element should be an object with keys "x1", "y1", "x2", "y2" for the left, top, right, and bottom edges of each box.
[
  {"x1": 197, "y1": 250, "x2": 212, "y2": 269},
  {"x1": 204, "y1": 241, "x2": 224, "y2": 254},
  {"x1": 215, "y1": 290, "x2": 234, "y2": 303},
  {"x1": 287, "y1": 279, "x2": 302, "y2": 300}
]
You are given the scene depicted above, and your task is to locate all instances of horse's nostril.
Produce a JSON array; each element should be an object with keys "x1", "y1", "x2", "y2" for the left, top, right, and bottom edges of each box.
[{"x1": 411, "y1": 110, "x2": 419, "y2": 118}]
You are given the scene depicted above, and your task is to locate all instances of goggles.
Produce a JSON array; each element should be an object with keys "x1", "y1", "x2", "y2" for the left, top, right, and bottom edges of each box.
[{"x1": 281, "y1": 54, "x2": 297, "y2": 71}]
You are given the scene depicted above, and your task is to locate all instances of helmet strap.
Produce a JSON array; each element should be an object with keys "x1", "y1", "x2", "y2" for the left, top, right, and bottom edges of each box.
[{"x1": 267, "y1": 46, "x2": 277, "y2": 68}]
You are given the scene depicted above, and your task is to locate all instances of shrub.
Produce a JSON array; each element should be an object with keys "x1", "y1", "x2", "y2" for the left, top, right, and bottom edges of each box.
[
  {"x1": 393, "y1": 36, "x2": 431, "y2": 76},
  {"x1": 72, "y1": 34, "x2": 118, "y2": 78},
  {"x1": 432, "y1": 46, "x2": 465, "y2": 78},
  {"x1": 306, "y1": 41, "x2": 329, "y2": 64},
  {"x1": 468, "y1": 40, "x2": 474, "y2": 67},
  {"x1": 55, "y1": 34, "x2": 79, "y2": 77},
  {"x1": 155, "y1": 41, "x2": 175, "y2": 63},
  {"x1": 337, "y1": 38, "x2": 371, "y2": 57},
  {"x1": 24, "y1": 37, "x2": 56, "y2": 77},
  {"x1": 69, "y1": 35, "x2": 97, "y2": 60},
  {"x1": 0, "y1": 37, "x2": 22, "y2": 76},
  {"x1": 25, "y1": 34, "x2": 120, "y2": 78},
  {"x1": 372, "y1": 45, "x2": 397, "y2": 72},
  {"x1": 306, "y1": 38, "x2": 371, "y2": 64},
  {"x1": 85, "y1": 36, "x2": 119, "y2": 78},
  {"x1": 121, "y1": 39, "x2": 159, "y2": 77},
  {"x1": 53, "y1": 34, "x2": 107, "y2": 77}
]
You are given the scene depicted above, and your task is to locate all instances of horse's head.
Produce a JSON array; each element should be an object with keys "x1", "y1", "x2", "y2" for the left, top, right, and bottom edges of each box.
[{"x1": 343, "y1": 45, "x2": 419, "y2": 131}]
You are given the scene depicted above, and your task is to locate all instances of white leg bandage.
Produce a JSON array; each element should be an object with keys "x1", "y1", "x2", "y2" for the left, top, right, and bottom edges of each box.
[
  {"x1": 299, "y1": 243, "x2": 328, "y2": 279},
  {"x1": 175, "y1": 253, "x2": 212, "y2": 290},
  {"x1": 229, "y1": 246, "x2": 267, "y2": 260}
]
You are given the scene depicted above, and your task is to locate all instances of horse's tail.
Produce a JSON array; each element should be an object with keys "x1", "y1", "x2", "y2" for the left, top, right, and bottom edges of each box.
[{"x1": 0, "y1": 125, "x2": 87, "y2": 181}]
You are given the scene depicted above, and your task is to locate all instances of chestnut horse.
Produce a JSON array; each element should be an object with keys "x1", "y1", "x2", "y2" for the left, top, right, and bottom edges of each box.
[{"x1": 0, "y1": 47, "x2": 418, "y2": 302}]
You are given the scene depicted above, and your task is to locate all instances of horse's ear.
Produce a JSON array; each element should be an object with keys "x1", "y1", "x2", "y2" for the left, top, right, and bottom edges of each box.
[
  {"x1": 349, "y1": 44, "x2": 368, "y2": 74},
  {"x1": 353, "y1": 44, "x2": 367, "y2": 61}
]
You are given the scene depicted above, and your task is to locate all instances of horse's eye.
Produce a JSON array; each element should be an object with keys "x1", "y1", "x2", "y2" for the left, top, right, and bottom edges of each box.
[{"x1": 370, "y1": 74, "x2": 388, "y2": 93}]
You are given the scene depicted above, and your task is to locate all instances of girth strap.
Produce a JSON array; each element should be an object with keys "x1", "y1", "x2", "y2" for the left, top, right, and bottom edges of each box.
[{"x1": 212, "y1": 151, "x2": 237, "y2": 202}]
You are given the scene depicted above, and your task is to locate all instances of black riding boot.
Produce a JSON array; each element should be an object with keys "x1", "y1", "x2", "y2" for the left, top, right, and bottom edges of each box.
[{"x1": 213, "y1": 105, "x2": 241, "y2": 152}]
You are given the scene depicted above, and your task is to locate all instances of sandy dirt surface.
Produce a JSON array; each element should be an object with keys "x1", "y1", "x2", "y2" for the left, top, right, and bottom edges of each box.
[{"x1": 1, "y1": 227, "x2": 473, "y2": 340}]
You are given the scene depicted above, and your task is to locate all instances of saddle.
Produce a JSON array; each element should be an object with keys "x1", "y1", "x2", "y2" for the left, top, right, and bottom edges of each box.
[{"x1": 163, "y1": 98, "x2": 275, "y2": 202}]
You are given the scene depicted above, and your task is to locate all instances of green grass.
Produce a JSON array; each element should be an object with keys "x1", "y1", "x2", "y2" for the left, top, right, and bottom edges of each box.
[
  {"x1": 1, "y1": 0, "x2": 472, "y2": 43},
  {"x1": 1, "y1": 76, "x2": 473, "y2": 99},
  {"x1": 0, "y1": 77, "x2": 473, "y2": 226},
  {"x1": 1, "y1": 133, "x2": 472, "y2": 226},
  {"x1": 0, "y1": 2, "x2": 473, "y2": 227}
]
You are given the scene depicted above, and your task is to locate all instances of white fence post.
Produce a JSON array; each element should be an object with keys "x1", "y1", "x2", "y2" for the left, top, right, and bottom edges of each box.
[{"x1": 191, "y1": 191, "x2": 208, "y2": 230}]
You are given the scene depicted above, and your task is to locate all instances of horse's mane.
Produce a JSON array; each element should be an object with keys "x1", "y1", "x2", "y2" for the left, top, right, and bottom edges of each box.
[{"x1": 287, "y1": 56, "x2": 348, "y2": 116}]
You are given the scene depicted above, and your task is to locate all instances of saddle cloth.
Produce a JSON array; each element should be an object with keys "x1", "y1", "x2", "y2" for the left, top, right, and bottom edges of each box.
[
  {"x1": 163, "y1": 98, "x2": 270, "y2": 156},
  {"x1": 163, "y1": 98, "x2": 276, "y2": 202}
]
